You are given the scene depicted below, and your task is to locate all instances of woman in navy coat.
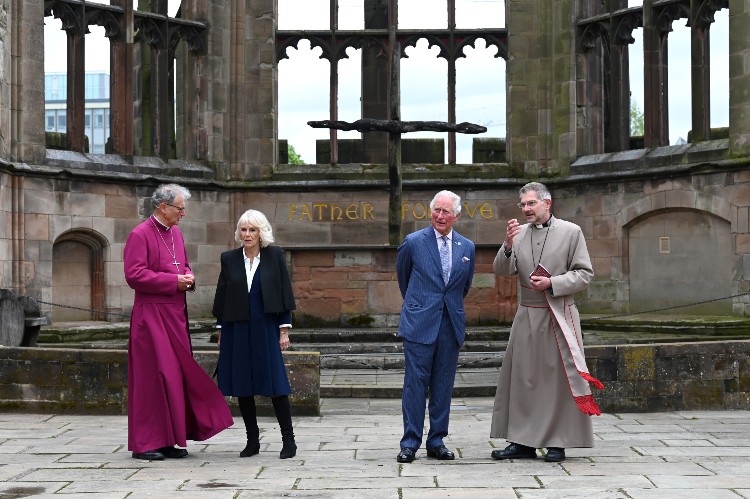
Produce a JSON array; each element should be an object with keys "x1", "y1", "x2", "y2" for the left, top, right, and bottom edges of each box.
[{"x1": 212, "y1": 209, "x2": 297, "y2": 459}]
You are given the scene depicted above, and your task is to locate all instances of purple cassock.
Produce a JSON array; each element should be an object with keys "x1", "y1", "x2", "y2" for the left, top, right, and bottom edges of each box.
[{"x1": 124, "y1": 216, "x2": 233, "y2": 454}]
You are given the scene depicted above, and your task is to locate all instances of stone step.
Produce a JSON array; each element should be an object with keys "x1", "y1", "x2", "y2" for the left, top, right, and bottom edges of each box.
[
  {"x1": 293, "y1": 340, "x2": 508, "y2": 355},
  {"x1": 319, "y1": 351, "x2": 503, "y2": 370},
  {"x1": 286, "y1": 327, "x2": 511, "y2": 343},
  {"x1": 320, "y1": 366, "x2": 501, "y2": 398},
  {"x1": 40, "y1": 318, "x2": 750, "y2": 346}
]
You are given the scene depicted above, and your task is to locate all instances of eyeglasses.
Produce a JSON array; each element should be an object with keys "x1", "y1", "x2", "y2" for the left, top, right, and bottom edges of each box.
[
  {"x1": 165, "y1": 203, "x2": 186, "y2": 212},
  {"x1": 433, "y1": 207, "x2": 454, "y2": 216},
  {"x1": 517, "y1": 200, "x2": 540, "y2": 209}
]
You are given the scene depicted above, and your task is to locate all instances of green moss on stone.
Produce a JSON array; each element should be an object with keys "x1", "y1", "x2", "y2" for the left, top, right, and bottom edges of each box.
[
  {"x1": 621, "y1": 346, "x2": 656, "y2": 380},
  {"x1": 346, "y1": 315, "x2": 375, "y2": 327}
]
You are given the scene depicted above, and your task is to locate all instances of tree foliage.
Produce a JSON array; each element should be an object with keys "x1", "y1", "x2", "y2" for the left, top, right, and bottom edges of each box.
[
  {"x1": 288, "y1": 144, "x2": 305, "y2": 165},
  {"x1": 630, "y1": 100, "x2": 645, "y2": 137}
]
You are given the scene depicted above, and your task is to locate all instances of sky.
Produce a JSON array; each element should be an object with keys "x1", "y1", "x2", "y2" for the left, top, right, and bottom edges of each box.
[{"x1": 44, "y1": 0, "x2": 730, "y2": 164}]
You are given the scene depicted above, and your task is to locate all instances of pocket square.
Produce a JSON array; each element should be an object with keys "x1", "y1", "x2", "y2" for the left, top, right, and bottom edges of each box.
[{"x1": 462, "y1": 256, "x2": 470, "y2": 262}]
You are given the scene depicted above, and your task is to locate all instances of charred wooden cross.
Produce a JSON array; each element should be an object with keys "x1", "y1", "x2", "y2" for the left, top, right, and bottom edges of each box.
[
  {"x1": 308, "y1": 119, "x2": 486, "y2": 135},
  {"x1": 308, "y1": 118, "x2": 487, "y2": 245},
  {"x1": 307, "y1": 42, "x2": 486, "y2": 245}
]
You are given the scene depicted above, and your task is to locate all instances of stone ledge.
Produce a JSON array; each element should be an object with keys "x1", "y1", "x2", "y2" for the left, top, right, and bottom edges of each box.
[
  {"x1": 0, "y1": 347, "x2": 320, "y2": 416},
  {"x1": 569, "y1": 139, "x2": 734, "y2": 176},
  {"x1": 43, "y1": 150, "x2": 216, "y2": 179},
  {"x1": 588, "y1": 340, "x2": 750, "y2": 412}
]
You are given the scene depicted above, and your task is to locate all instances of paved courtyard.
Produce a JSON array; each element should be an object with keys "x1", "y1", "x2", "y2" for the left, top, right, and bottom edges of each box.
[{"x1": 1, "y1": 398, "x2": 749, "y2": 498}]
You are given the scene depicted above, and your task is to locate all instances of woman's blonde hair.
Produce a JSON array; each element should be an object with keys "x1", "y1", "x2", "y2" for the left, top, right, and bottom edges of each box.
[{"x1": 234, "y1": 209, "x2": 274, "y2": 247}]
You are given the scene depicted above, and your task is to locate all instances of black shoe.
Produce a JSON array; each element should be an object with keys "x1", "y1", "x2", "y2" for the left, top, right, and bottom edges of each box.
[
  {"x1": 396, "y1": 447, "x2": 417, "y2": 463},
  {"x1": 426, "y1": 445, "x2": 455, "y2": 460},
  {"x1": 132, "y1": 449, "x2": 165, "y2": 461},
  {"x1": 158, "y1": 446, "x2": 188, "y2": 459},
  {"x1": 240, "y1": 440, "x2": 260, "y2": 458},
  {"x1": 545, "y1": 447, "x2": 566, "y2": 462},
  {"x1": 280, "y1": 437, "x2": 297, "y2": 459},
  {"x1": 490, "y1": 443, "x2": 537, "y2": 460}
]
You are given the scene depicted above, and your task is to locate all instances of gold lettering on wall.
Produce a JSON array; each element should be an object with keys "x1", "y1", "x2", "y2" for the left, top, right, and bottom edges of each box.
[
  {"x1": 289, "y1": 201, "x2": 494, "y2": 222},
  {"x1": 289, "y1": 203, "x2": 377, "y2": 221}
]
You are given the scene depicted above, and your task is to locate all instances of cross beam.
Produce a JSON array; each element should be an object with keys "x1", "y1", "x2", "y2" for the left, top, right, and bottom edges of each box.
[
  {"x1": 308, "y1": 119, "x2": 487, "y2": 135},
  {"x1": 307, "y1": 41, "x2": 486, "y2": 246}
]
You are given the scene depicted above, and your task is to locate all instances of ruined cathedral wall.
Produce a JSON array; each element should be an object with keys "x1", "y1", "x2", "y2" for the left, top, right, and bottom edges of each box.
[{"x1": 0, "y1": 0, "x2": 9, "y2": 161}]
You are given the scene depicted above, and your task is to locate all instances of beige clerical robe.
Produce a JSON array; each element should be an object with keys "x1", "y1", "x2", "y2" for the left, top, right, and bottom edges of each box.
[{"x1": 490, "y1": 216, "x2": 596, "y2": 448}]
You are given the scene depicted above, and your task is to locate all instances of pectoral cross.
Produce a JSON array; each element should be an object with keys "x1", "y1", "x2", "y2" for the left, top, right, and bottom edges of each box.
[{"x1": 172, "y1": 260, "x2": 180, "y2": 269}]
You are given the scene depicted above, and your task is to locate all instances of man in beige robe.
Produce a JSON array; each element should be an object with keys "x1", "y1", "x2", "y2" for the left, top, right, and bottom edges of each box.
[{"x1": 490, "y1": 182, "x2": 601, "y2": 463}]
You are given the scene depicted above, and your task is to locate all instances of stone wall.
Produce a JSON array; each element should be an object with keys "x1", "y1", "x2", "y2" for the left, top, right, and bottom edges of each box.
[
  {"x1": 2, "y1": 341, "x2": 748, "y2": 414},
  {"x1": 2, "y1": 153, "x2": 750, "y2": 323},
  {"x1": 588, "y1": 340, "x2": 750, "y2": 412},
  {"x1": 290, "y1": 248, "x2": 513, "y2": 327},
  {"x1": 0, "y1": 346, "x2": 321, "y2": 416}
]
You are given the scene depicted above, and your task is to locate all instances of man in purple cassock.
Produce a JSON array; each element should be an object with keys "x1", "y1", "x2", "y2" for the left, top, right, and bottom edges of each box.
[{"x1": 124, "y1": 183, "x2": 233, "y2": 461}]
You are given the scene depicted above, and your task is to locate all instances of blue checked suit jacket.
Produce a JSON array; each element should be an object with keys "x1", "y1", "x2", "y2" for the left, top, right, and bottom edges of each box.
[{"x1": 396, "y1": 227, "x2": 476, "y2": 346}]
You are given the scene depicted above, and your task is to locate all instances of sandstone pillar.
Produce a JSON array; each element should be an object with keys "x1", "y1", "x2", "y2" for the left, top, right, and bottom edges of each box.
[
  {"x1": 9, "y1": 0, "x2": 45, "y2": 163},
  {"x1": 729, "y1": 0, "x2": 750, "y2": 156},
  {"x1": 642, "y1": 0, "x2": 669, "y2": 148},
  {"x1": 215, "y1": 0, "x2": 277, "y2": 180},
  {"x1": 110, "y1": 0, "x2": 134, "y2": 156},
  {"x1": 505, "y1": 0, "x2": 577, "y2": 176},
  {"x1": 361, "y1": 0, "x2": 389, "y2": 164},
  {"x1": 0, "y1": 1, "x2": 10, "y2": 160}
]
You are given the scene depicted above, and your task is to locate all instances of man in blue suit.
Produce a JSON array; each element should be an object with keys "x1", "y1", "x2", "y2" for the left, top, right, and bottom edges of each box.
[{"x1": 396, "y1": 190, "x2": 476, "y2": 463}]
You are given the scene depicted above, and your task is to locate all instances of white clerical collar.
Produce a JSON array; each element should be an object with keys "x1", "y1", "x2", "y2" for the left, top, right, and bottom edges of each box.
[
  {"x1": 534, "y1": 216, "x2": 553, "y2": 229},
  {"x1": 151, "y1": 214, "x2": 171, "y2": 230}
]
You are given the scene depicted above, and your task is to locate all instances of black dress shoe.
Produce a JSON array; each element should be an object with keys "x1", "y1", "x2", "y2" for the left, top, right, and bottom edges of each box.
[
  {"x1": 490, "y1": 443, "x2": 537, "y2": 460},
  {"x1": 545, "y1": 447, "x2": 565, "y2": 462},
  {"x1": 426, "y1": 445, "x2": 455, "y2": 460},
  {"x1": 158, "y1": 446, "x2": 188, "y2": 459},
  {"x1": 396, "y1": 447, "x2": 417, "y2": 463},
  {"x1": 132, "y1": 449, "x2": 165, "y2": 461}
]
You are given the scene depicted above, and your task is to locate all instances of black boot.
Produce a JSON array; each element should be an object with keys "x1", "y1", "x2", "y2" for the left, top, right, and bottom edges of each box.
[
  {"x1": 272, "y1": 395, "x2": 296, "y2": 459},
  {"x1": 238, "y1": 396, "x2": 260, "y2": 457}
]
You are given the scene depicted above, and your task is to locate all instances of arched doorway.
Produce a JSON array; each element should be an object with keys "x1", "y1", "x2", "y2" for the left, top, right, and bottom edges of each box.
[
  {"x1": 627, "y1": 209, "x2": 731, "y2": 315},
  {"x1": 52, "y1": 230, "x2": 107, "y2": 322}
]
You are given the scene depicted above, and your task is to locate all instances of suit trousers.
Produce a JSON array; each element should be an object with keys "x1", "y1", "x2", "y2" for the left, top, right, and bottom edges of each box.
[{"x1": 400, "y1": 309, "x2": 460, "y2": 450}]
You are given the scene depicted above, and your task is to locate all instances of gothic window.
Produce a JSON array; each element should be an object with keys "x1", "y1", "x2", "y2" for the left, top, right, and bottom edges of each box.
[
  {"x1": 577, "y1": 0, "x2": 729, "y2": 154},
  {"x1": 43, "y1": 0, "x2": 207, "y2": 158},
  {"x1": 276, "y1": 0, "x2": 508, "y2": 166}
]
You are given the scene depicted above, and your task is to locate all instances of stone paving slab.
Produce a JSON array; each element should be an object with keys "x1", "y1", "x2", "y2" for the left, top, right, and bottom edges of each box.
[{"x1": 0, "y1": 398, "x2": 749, "y2": 497}]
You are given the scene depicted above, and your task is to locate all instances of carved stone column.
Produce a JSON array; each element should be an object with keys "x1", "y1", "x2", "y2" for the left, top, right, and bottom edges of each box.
[
  {"x1": 218, "y1": 0, "x2": 278, "y2": 180},
  {"x1": 506, "y1": 0, "x2": 577, "y2": 175},
  {"x1": 0, "y1": 1, "x2": 10, "y2": 159},
  {"x1": 729, "y1": 0, "x2": 750, "y2": 156},
  {"x1": 110, "y1": 0, "x2": 134, "y2": 156},
  {"x1": 361, "y1": 0, "x2": 389, "y2": 164},
  {"x1": 10, "y1": 0, "x2": 45, "y2": 163},
  {"x1": 642, "y1": 0, "x2": 669, "y2": 148}
]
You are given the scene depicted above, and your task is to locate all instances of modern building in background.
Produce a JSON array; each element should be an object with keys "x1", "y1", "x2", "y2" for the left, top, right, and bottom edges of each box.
[{"x1": 44, "y1": 72, "x2": 110, "y2": 154}]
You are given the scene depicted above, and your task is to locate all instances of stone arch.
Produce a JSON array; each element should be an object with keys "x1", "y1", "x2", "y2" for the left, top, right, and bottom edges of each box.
[
  {"x1": 52, "y1": 229, "x2": 108, "y2": 322},
  {"x1": 617, "y1": 191, "x2": 733, "y2": 315}
]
